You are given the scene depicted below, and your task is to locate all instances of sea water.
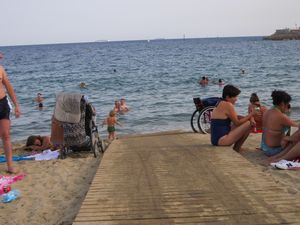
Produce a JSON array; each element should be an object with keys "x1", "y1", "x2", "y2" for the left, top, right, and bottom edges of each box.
[{"x1": 1, "y1": 37, "x2": 300, "y2": 141}]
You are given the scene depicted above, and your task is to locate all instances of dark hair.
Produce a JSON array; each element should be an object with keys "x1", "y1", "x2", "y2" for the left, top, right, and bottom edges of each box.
[
  {"x1": 250, "y1": 93, "x2": 259, "y2": 103},
  {"x1": 26, "y1": 135, "x2": 42, "y2": 146},
  {"x1": 271, "y1": 90, "x2": 291, "y2": 106},
  {"x1": 202, "y1": 76, "x2": 205, "y2": 80},
  {"x1": 222, "y1": 85, "x2": 241, "y2": 99}
]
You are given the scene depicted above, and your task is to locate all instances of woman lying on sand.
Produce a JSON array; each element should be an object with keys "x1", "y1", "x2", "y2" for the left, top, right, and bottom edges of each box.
[
  {"x1": 210, "y1": 84, "x2": 258, "y2": 152},
  {"x1": 25, "y1": 135, "x2": 52, "y2": 151}
]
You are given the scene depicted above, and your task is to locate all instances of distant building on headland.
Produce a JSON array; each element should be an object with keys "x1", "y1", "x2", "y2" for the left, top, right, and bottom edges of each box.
[{"x1": 264, "y1": 27, "x2": 300, "y2": 40}]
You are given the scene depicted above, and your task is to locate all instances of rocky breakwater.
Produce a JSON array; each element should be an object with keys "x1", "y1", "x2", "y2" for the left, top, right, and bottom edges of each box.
[{"x1": 264, "y1": 28, "x2": 300, "y2": 40}]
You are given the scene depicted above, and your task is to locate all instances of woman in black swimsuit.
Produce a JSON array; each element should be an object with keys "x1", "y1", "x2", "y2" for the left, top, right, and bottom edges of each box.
[{"x1": 210, "y1": 85, "x2": 256, "y2": 152}]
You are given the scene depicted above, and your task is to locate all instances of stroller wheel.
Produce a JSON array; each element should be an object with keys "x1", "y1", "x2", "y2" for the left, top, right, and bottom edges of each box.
[
  {"x1": 93, "y1": 141, "x2": 101, "y2": 158},
  {"x1": 100, "y1": 140, "x2": 105, "y2": 153},
  {"x1": 59, "y1": 148, "x2": 67, "y2": 159},
  {"x1": 93, "y1": 135, "x2": 103, "y2": 158}
]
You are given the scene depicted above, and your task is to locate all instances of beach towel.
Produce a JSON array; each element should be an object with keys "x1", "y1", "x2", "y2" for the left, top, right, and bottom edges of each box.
[
  {"x1": 54, "y1": 93, "x2": 83, "y2": 123},
  {"x1": 25, "y1": 150, "x2": 60, "y2": 161},
  {"x1": 0, "y1": 174, "x2": 26, "y2": 195},
  {"x1": 0, "y1": 155, "x2": 34, "y2": 163}
]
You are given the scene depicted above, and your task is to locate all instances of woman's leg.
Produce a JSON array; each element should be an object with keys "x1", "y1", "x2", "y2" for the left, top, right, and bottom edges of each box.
[
  {"x1": 273, "y1": 142, "x2": 300, "y2": 161},
  {"x1": 0, "y1": 119, "x2": 14, "y2": 172},
  {"x1": 233, "y1": 128, "x2": 251, "y2": 152},
  {"x1": 267, "y1": 141, "x2": 296, "y2": 163},
  {"x1": 218, "y1": 121, "x2": 251, "y2": 151},
  {"x1": 267, "y1": 130, "x2": 300, "y2": 162}
]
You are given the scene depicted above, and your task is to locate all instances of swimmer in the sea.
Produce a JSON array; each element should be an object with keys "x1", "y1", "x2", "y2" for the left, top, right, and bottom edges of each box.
[
  {"x1": 35, "y1": 93, "x2": 44, "y2": 108},
  {"x1": 79, "y1": 82, "x2": 87, "y2": 89}
]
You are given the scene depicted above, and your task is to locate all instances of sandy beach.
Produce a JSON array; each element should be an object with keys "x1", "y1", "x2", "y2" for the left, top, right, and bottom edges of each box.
[
  {"x1": 0, "y1": 142, "x2": 104, "y2": 225},
  {"x1": 1, "y1": 132, "x2": 300, "y2": 225}
]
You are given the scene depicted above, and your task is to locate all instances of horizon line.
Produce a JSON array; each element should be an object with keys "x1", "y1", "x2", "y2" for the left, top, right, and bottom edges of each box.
[{"x1": 0, "y1": 35, "x2": 265, "y2": 48}]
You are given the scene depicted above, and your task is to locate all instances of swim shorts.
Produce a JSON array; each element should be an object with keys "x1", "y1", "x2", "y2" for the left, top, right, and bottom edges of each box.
[
  {"x1": 107, "y1": 126, "x2": 115, "y2": 133},
  {"x1": 261, "y1": 132, "x2": 283, "y2": 156},
  {"x1": 0, "y1": 96, "x2": 11, "y2": 120}
]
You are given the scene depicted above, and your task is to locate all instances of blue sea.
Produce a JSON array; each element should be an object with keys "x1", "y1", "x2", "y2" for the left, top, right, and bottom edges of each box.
[{"x1": 1, "y1": 37, "x2": 300, "y2": 141}]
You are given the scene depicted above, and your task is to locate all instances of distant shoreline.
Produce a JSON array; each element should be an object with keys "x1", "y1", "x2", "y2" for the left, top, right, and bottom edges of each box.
[{"x1": 264, "y1": 28, "x2": 300, "y2": 40}]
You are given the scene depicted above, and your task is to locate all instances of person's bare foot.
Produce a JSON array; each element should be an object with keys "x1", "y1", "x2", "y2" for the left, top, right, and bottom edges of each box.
[
  {"x1": 233, "y1": 147, "x2": 247, "y2": 153},
  {"x1": 259, "y1": 158, "x2": 276, "y2": 167},
  {"x1": 6, "y1": 167, "x2": 20, "y2": 174}
]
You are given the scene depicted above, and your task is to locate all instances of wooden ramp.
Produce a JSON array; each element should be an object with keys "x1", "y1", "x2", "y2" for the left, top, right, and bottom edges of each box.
[{"x1": 73, "y1": 132, "x2": 300, "y2": 225}]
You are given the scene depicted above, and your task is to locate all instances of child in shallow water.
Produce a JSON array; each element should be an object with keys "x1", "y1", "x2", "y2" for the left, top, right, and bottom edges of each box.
[{"x1": 102, "y1": 110, "x2": 122, "y2": 140}]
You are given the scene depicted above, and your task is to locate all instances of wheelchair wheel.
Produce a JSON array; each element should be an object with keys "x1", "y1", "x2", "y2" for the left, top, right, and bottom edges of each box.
[
  {"x1": 191, "y1": 109, "x2": 201, "y2": 133},
  {"x1": 197, "y1": 106, "x2": 215, "y2": 134}
]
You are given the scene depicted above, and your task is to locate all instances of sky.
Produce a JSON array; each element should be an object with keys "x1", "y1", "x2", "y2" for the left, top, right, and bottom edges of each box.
[{"x1": 1, "y1": 0, "x2": 300, "y2": 46}]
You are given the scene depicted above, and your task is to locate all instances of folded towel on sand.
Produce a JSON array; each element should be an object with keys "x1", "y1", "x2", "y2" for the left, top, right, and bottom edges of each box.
[{"x1": 54, "y1": 93, "x2": 83, "y2": 123}]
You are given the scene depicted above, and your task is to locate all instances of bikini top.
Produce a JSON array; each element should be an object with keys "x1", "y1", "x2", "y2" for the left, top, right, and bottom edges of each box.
[{"x1": 263, "y1": 126, "x2": 290, "y2": 135}]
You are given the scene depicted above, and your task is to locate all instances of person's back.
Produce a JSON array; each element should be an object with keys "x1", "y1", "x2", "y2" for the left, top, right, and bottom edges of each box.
[
  {"x1": 107, "y1": 115, "x2": 117, "y2": 126},
  {"x1": 261, "y1": 90, "x2": 299, "y2": 157},
  {"x1": 263, "y1": 108, "x2": 290, "y2": 147}
]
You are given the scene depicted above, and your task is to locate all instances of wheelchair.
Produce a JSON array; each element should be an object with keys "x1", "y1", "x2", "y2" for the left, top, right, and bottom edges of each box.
[{"x1": 191, "y1": 97, "x2": 220, "y2": 134}]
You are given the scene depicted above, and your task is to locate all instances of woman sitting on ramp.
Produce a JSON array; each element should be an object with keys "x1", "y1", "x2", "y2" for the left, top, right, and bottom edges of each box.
[{"x1": 210, "y1": 84, "x2": 257, "y2": 152}]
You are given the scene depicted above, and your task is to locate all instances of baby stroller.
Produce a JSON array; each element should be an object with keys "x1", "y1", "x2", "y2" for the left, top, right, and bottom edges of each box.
[{"x1": 50, "y1": 92, "x2": 104, "y2": 159}]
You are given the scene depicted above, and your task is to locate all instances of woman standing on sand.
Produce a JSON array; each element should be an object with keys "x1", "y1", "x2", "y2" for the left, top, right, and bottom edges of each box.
[{"x1": 210, "y1": 84, "x2": 257, "y2": 152}]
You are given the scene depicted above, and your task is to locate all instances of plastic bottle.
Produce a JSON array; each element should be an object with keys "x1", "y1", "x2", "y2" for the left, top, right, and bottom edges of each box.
[{"x1": 1, "y1": 189, "x2": 20, "y2": 203}]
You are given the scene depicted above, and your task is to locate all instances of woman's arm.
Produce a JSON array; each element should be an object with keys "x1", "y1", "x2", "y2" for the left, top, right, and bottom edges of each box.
[
  {"x1": 281, "y1": 114, "x2": 299, "y2": 128},
  {"x1": 227, "y1": 103, "x2": 254, "y2": 126}
]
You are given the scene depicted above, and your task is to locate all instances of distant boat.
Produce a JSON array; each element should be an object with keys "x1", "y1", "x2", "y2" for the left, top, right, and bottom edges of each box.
[
  {"x1": 264, "y1": 28, "x2": 300, "y2": 40},
  {"x1": 95, "y1": 40, "x2": 109, "y2": 42},
  {"x1": 150, "y1": 38, "x2": 165, "y2": 41}
]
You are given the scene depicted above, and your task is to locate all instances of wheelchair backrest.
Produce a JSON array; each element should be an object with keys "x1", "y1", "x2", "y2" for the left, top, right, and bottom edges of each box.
[{"x1": 202, "y1": 97, "x2": 221, "y2": 107}]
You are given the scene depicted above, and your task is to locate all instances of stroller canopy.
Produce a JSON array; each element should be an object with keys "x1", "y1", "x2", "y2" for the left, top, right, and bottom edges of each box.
[{"x1": 54, "y1": 92, "x2": 83, "y2": 123}]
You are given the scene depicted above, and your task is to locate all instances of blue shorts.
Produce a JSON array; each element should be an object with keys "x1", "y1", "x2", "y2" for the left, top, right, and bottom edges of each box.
[
  {"x1": 0, "y1": 96, "x2": 10, "y2": 120},
  {"x1": 261, "y1": 133, "x2": 283, "y2": 156}
]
